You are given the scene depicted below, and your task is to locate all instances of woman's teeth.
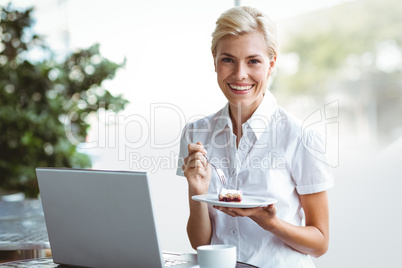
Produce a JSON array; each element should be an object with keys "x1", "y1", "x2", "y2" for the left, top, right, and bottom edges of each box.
[{"x1": 229, "y1": 84, "x2": 253, "y2": 91}]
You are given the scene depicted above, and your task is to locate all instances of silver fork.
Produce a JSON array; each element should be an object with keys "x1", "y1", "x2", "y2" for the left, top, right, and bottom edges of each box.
[{"x1": 204, "y1": 155, "x2": 227, "y2": 186}]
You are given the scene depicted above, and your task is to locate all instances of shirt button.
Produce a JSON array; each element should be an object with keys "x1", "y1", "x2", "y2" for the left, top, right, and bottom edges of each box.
[
  {"x1": 241, "y1": 144, "x2": 248, "y2": 151},
  {"x1": 231, "y1": 170, "x2": 236, "y2": 176},
  {"x1": 230, "y1": 228, "x2": 238, "y2": 236}
]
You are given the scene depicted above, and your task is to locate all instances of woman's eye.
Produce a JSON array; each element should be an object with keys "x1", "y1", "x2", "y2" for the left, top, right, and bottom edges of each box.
[
  {"x1": 222, "y1": 58, "x2": 234, "y2": 63},
  {"x1": 249, "y1": 59, "x2": 260, "y2": 64}
]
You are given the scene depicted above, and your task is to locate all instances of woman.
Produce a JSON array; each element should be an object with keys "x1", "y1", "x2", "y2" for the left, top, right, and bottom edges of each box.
[{"x1": 177, "y1": 6, "x2": 333, "y2": 268}]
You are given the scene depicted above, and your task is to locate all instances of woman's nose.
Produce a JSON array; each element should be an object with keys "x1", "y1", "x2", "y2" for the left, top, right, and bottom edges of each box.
[{"x1": 233, "y1": 62, "x2": 248, "y2": 80}]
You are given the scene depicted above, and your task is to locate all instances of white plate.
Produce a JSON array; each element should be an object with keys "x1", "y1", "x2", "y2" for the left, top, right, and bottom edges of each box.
[{"x1": 192, "y1": 194, "x2": 277, "y2": 208}]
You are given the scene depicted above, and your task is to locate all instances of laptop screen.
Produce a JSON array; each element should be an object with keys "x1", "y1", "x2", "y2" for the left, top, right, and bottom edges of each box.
[{"x1": 36, "y1": 168, "x2": 165, "y2": 268}]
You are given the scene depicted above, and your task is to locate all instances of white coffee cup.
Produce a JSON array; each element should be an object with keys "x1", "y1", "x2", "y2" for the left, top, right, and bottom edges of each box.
[{"x1": 197, "y1": 244, "x2": 236, "y2": 268}]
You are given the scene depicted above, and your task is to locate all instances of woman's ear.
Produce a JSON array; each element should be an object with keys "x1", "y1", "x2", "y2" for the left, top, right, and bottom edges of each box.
[
  {"x1": 267, "y1": 55, "x2": 277, "y2": 76},
  {"x1": 212, "y1": 52, "x2": 217, "y2": 72}
]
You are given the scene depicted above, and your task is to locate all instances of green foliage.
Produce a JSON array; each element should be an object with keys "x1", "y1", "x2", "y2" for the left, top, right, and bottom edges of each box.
[{"x1": 0, "y1": 4, "x2": 128, "y2": 197}]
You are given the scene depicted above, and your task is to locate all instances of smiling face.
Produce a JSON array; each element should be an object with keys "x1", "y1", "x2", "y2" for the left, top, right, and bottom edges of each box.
[{"x1": 214, "y1": 31, "x2": 275, "y2": 117}]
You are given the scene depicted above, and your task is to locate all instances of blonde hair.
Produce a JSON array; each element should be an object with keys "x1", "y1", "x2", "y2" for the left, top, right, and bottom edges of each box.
[{"x1": 211, "y1": 6, "x2": 278, "y2": 60}]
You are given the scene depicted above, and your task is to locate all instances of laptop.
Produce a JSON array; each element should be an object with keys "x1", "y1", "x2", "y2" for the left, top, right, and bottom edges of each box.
[{"x1": 36, "y1": 168, "x2": 197, "y2": 268}]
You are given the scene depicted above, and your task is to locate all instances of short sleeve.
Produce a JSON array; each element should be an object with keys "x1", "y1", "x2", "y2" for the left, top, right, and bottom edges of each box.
[
  {"x1": 291, "y1": 129, "x2": 334, "y2": 195},
  {"x1": 176, "y1": 123, "x2": 193, "y2": 177}
]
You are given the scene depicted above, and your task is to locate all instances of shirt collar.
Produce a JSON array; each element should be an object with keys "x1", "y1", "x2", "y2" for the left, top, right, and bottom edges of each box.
[
  {"x1": 213, "y1": 91, "x2": 277, "y2": 140},
  {"x1": 247, "y1": 91, "x2": 277, "y2": 140},
  {"x1": 214, "y1": 102, "x2": 232, "y2": 133}
]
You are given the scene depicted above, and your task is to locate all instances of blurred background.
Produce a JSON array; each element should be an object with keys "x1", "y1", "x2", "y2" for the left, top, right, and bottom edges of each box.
[{"x1": 0, "y1": 0, "x2": 401, "y2": 267}]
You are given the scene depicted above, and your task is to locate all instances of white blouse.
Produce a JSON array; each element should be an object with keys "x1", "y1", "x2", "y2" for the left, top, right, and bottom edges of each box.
[{"x1": 177, "y1": 92, "x2": 334, "y2": 268}]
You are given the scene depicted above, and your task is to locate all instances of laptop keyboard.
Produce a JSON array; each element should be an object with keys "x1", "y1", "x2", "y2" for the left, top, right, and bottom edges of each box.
[{"x1": 164, "y1": 258, "x2": 190, "y2": 267}]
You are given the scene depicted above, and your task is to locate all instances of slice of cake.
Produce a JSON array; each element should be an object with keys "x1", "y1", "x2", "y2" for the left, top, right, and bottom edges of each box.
[{"x1": 218, "y1": 189, "x2": 243, "y2": 202}]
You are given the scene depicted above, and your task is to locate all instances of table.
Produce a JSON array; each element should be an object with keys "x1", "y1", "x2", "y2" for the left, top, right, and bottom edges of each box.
[
  {"x1": 0, "y1": 200, "x2": 50, "y2": 260},
  {"x1": 0, "y1": 200, "x2": 259, "y2": 267},
  {"x1": 0, "y1": 257, "x2": 260, "y2": 267}
]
